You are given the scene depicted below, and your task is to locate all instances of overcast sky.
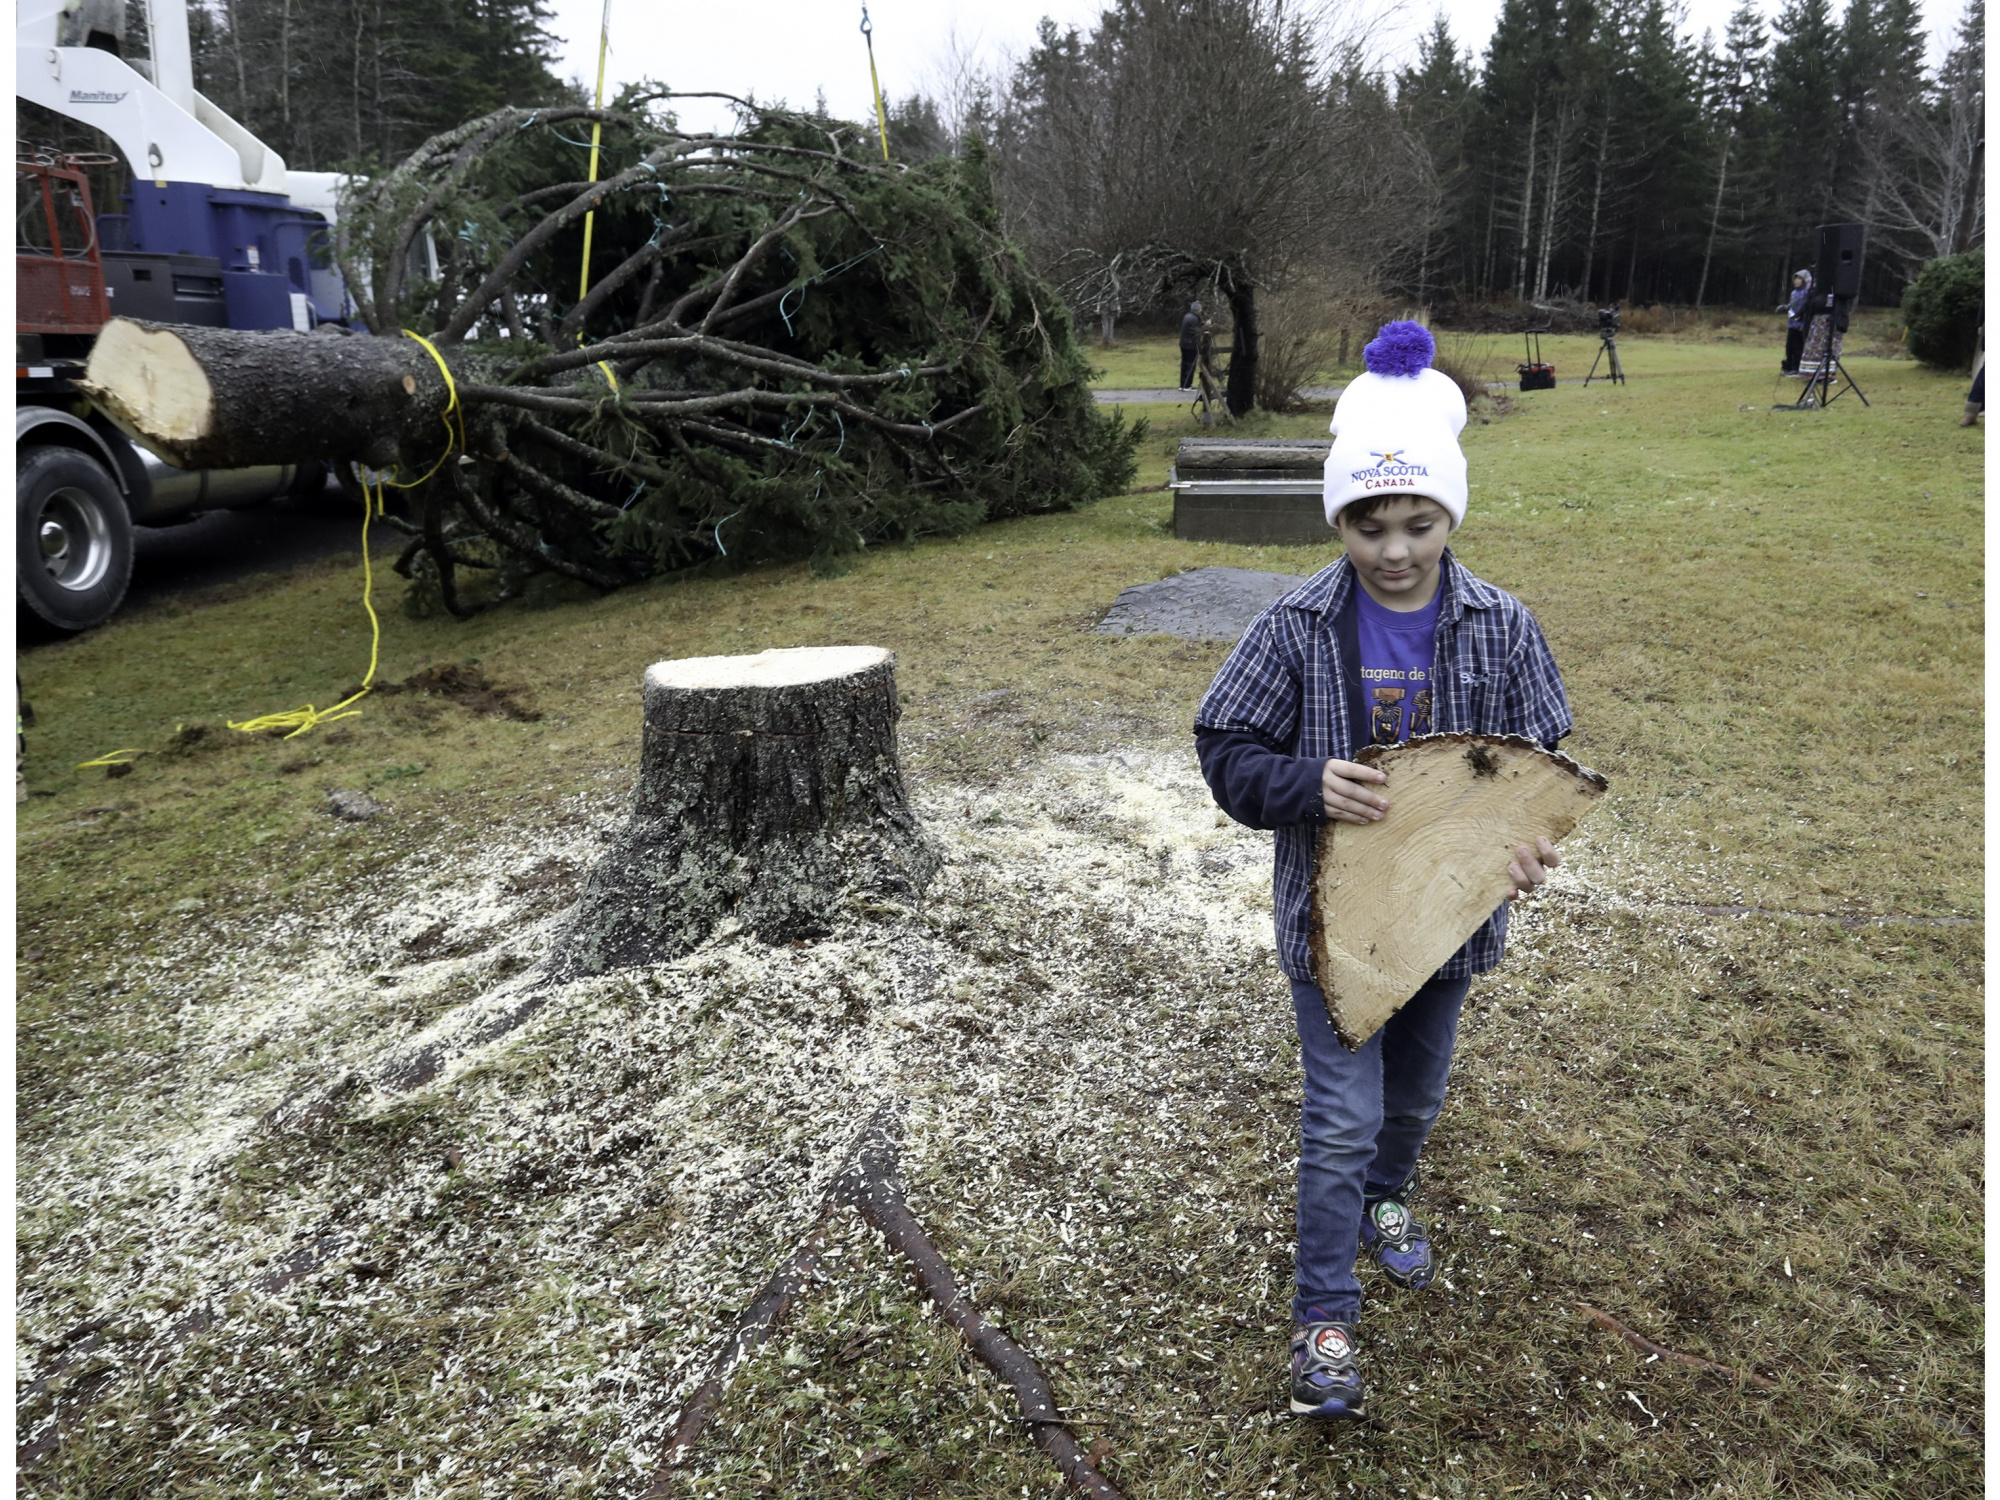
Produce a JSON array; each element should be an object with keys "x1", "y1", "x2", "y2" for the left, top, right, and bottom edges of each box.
[{"x1": 541, "y1": 0, "x2": 1963, "y2": 137}]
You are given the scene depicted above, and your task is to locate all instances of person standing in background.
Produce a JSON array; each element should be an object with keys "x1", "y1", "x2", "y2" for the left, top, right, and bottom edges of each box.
[
  {"x1": 1778, "y1": 270, "x2": 1812, "y2": 374},
  {"x1": 1179, "y1": 301, "x2": 1205, "y2": 390},
  {"x1": 1961, "y1": 329, "x2": 1983, "y2": 427}
]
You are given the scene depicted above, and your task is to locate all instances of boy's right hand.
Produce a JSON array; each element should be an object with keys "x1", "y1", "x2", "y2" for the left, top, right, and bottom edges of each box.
[{"x1": 1321, "y1": 758, "x2": 1389, "y2": 825}]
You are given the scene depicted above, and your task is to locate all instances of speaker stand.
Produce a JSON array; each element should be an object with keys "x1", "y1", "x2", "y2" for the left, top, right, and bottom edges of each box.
[{"x1": 1773, "y1": 301, "x2": 1871, "y2": 411}]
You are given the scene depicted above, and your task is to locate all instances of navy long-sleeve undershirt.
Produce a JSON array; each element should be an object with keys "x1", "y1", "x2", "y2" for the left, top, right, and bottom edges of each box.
[{"x1": 1194, "y1": 727, "x2": 1325, "y2": 831}]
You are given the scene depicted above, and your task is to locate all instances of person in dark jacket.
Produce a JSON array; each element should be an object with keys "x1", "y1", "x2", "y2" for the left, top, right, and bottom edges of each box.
[
  {"x1": 1179, "y1": 301, "x2": 1205, "y2": 389},
  {"x1": 1779, "y1": 269, "x2": 1812, "y2": 373},
  {"x1": 1963, "y1": 329, "x2": 1984, "y2": 426}
]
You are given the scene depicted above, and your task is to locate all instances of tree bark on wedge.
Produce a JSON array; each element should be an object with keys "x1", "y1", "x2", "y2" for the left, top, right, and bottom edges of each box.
[
  {"x1": 1309, "y1": 733, "x2": 1608, "y2": 1049},
  {"x1": 547, "y1": 647, "x2": 938, "y2": 980},
  {"x1": 76, "y1": 318, "x2": 462, "y2": 471}
]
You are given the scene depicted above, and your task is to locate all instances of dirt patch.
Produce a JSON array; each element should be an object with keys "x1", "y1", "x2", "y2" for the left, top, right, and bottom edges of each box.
[
  {"x1": 358, "y1": 662, "x2": 543, "y2": 722},
  {"x1": 1095, "y1": 567, "x2": 1308, "y2": 641}
]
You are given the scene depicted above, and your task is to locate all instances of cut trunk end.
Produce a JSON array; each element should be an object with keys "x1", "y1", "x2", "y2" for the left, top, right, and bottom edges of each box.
[{"x1": 76, "y1": 317, "x2": 455, "y2": 470}]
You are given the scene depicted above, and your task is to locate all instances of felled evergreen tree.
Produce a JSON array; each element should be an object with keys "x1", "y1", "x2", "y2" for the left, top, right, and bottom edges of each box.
[{"x1": 81, "y1": 100, "x2": 1143, "y2": 610}]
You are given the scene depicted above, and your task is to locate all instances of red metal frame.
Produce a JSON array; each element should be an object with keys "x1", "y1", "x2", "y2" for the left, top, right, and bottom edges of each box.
[{"x1": 17, "y1": 153, "x2": 111, "y2": 337}]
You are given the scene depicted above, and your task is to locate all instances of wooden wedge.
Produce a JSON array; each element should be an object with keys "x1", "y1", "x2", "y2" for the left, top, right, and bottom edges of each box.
[{"x1": 1309, "y1": 733, "x2": 1608, "y2": 1048}]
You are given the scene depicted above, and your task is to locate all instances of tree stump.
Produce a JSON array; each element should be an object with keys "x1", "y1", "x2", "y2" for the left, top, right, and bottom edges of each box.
[{"x1": 548, "y1": 646, "x2": 938, "y2": 980}]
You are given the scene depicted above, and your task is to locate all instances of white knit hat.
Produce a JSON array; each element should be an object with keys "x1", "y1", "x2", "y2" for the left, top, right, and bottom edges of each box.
[{"x1": 1324, "y1": 321, "x2": 1468, "y2": 528}]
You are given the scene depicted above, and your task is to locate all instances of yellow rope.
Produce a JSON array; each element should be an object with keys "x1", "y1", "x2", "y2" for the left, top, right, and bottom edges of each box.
[
  {"x1": 226, "y1": 331, "x2": 457, "y2": 742},
  {"x1": 385, "y1": 329, "x2": 464, "y2": 489},
  {"x1": 577, "y1": 0, "x2": 613, "y2": 307},
  {"x1": 861, "y1": 4, "x2": 891, "y2": 162},
  {"x1": 76, "y1": 749, "x2": 145, "y2": 768},
  {"x1": 573, "y1": 2, "x2": 620, "y2": 393},
  {"x1": 224, "y1": 475, "x2": 385, "y2": 740}
]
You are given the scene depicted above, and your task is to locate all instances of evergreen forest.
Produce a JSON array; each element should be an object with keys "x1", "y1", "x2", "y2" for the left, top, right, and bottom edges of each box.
[
  {"x1": 55, "y1": 0, "x2": 1989, "y2": 315},
  {"x1": 1391, "y1": 0, "x2": 1984, "y2": 306},
  {"x1": 172, "y1": 0, "x2": 571, "y2": 172}
]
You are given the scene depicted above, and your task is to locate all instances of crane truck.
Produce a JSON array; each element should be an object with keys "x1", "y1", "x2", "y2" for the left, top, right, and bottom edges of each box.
[{"x1": 16, "y1": 0, "x2": 358, "y2": 633}]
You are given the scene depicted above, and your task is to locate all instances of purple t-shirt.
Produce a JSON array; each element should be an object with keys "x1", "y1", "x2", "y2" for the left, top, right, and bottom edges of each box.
[{"x1": 1355, "y1": 584, "x2": 1441, "y2": 746}]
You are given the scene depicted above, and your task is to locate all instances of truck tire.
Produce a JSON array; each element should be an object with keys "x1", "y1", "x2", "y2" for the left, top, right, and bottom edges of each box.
[{"x1": 17, "y1": 445, "x2": 135, "y2": 634}]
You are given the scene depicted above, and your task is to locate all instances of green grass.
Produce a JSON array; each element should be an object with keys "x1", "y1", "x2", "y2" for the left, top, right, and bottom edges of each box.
[
  {"x1": 17, "y1": 346, "x2": 1981, "y2": 1498},
  {"x1": 1091, "y1": 334, "x2": 1212, "y2": 389},
  {"x1": 1091, "y1": 307, "x2": 1914, "y2": 391}
]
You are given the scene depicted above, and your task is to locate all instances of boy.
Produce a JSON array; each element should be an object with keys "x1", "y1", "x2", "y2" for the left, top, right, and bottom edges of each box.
[{"x1": 1193, "y1": 321, "x2": 1573, "y2": 1420}]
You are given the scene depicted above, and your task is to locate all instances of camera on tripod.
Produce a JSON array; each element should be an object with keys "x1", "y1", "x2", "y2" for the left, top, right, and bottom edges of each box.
[{"x1": 1585, "y1": 305, "x2": 1624, "y2": 385}]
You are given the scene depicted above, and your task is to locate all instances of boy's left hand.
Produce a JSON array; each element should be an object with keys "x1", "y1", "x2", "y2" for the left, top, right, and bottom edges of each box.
[{"x1": 1504, "y1": 836, "x2": 1560, "y2": 901}]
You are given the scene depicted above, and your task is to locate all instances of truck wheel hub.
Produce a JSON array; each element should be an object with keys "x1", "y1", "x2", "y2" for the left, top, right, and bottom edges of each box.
[{"x1": 36, "y1": 489, "x2": 112, "y2": 591}]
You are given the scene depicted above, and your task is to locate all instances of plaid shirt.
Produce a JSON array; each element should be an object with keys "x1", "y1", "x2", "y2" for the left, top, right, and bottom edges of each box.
[{"x1": 1195, "y1": 551, "x2": 1573, "y2": 983}]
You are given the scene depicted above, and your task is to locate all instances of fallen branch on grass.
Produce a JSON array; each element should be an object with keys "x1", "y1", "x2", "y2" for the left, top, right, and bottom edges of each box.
[
  {"x1": 656, "y1": 1104, "x2": 1128, "y2": 1500},
  {"x1": 1575, "y1": 1303, "x2": 1777, "y2": 1389},
  {"x1": 653, "y1": 1224, "x2": 830, "y2": 1483}
]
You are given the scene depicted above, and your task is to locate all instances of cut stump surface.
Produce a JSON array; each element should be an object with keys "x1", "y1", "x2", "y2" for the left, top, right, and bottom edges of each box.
[{"x1": 1309, "y1": 733, "x2": 1608, "y2": 1048}]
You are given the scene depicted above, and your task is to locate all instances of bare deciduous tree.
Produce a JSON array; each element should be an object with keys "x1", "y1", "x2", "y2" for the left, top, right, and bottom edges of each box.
[
  {"x1": 985, "y1": 0, "x2": 1435, "y2": 414},
  {"x1": 1862, "y1": 0, "x2": 1984, "y2": 261}
]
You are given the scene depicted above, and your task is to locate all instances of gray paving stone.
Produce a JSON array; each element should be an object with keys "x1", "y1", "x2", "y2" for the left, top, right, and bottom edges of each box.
[{"x1": 1095, "y1": 565, "x2": 1315, "y2": 641}]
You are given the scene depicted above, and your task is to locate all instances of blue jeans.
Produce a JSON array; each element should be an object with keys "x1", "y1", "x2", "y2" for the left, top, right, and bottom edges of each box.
[{"x1": 1289, "y1": 970, "x2": 1469, "y2": 1324}]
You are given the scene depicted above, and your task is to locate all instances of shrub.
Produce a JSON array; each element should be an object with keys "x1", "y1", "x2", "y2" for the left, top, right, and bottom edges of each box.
[
  {"x1": 1901, "y1": 253, "x2": 1984, "y2": 370},
  {"x1": 1430, "y1": 333, "x2": 1491, "y2": 405},
  {"x1": 1252, "y1": 290, "x2": 1344, "y2": 411}
]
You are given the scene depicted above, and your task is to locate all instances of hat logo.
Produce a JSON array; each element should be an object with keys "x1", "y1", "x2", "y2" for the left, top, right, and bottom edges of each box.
[{"x1": 1350, "y1": 451, "x2": 1431, "y2": 485}]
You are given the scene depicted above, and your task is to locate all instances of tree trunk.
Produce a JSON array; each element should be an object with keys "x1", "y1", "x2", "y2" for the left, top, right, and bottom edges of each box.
[
  {"x1": 223, "y1": 0, "x2": 248, "y2": 118},
  {"x1": 1100, "y1": 308, "x2": 1116, "y2": 347},
  {"x1": 77, "y1": 319, "x2": 456, "y2": 470},
  {"x1": 1223, "y1": 276, "x2": 1258, "y2": 418},
  {"x1": 547, "y1": 647, "x2": 939, "y2": 981},
  {"x1": 1515, "y1": 102, "x2": 1540, "y2": 301},
  {"x1": 1695, "y1": 132, "x2": 1732, "y2": 310},
  {"x1": 350, "y1": 0, "x2": 365, "y2": 158},
  {"x1": 1533, "y1": 108, "x2": 1567, "y2": 303},
  {"x1": 1581, "y1": 110, "x2": 1610, "y2": 304},
  {"x1": 1949, "y1": 132, "x2": 1983, "y2": 254},
  {"x1": 279, "y1": 0, "x2": 292, "y2": 137}
]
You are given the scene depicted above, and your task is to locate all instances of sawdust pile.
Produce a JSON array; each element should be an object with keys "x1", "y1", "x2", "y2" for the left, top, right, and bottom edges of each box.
[{"x1": 19, "y1": 745, "x2": 1639, "y2": 1491}]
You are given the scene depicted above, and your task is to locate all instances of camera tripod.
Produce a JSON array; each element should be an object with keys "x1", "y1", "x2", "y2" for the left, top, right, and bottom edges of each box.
[{"x1": 1584, "y1": 330, "x2": 1625, "y2": 386}]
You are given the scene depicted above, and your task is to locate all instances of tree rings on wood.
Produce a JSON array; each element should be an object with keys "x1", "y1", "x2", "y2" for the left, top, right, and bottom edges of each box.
[
  {"x1": 78, "y1": 318, "x2": 216, "y2": 457},
  {"x1": 1308, "y1": 733, "x2": 1608, "y2": 1049}
]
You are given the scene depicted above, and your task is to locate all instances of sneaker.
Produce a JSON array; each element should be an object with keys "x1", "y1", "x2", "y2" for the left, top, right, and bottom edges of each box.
[
  {"x1": 1360, "y1": 1185, "x2": 1435, "y2": 1289},
  {"x1": 1289, "y1": 1319, "x2": 1365, "y2": 1419}
]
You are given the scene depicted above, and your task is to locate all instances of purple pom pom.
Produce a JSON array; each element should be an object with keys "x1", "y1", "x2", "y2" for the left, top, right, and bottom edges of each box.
[{"x1": 1363, "y1": 320, "x2": 1435, "y2": 377}]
